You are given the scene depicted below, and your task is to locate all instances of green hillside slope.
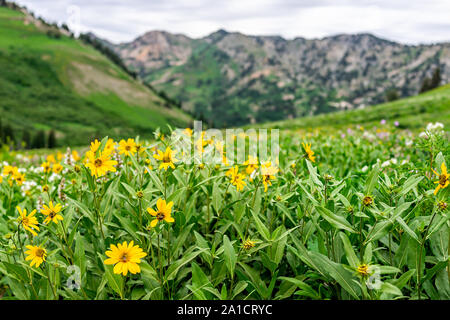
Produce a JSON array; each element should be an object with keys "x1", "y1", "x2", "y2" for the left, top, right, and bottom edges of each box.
[
  {"x1": 0, "y1": 6, "x2": 192, "y2": 146},
  {"x1": 248, "y1": 84, "x2": 450, "y2": 130}
]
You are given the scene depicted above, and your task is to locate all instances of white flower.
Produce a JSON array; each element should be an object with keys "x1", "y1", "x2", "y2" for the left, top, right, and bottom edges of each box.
[
  {"x1": 419, "y1": 131, "x2": 428, "y2": 139},
  {"x1": 361, "y1": 165, "x2": 369, "y2": 172},
  {"x1": 381, "y1": 160, "x2": 391, "y2": 168}
]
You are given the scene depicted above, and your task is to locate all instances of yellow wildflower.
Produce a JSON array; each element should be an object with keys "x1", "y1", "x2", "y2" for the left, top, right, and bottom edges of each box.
[
  {"x1": 432, "y1": 162, "x2": 449, "y2": 195},
  {"x1": 147, "y1": 199, "x2": 175, "y2": 227},
  {"x1": 25, "y1": 245, "x2": 47, "y2": 268},
  {"x1": 17, "y1": 206, "x2": 40, "y2": 236},
  {"x1": 104, "y1": 241, "x2": 147, "y2": 276},
  {"x1": 85, "y1": 150, "x2": 118, "y2": 178},
  {"x1": 118, "y1": 139, "x2": 137, "y2": 157},
  {"x1": 41, "y1": 201, "x2": 63, "y2": 224},
  {"x1": 153, "y1": 147, "x2": 178, "y2": 170},
  {"x1": 226, "y1": 166, "x2": 246, "y2": 191},
  {"x1": 302, "y1": 143, "x2": 316, "y2": 162}
]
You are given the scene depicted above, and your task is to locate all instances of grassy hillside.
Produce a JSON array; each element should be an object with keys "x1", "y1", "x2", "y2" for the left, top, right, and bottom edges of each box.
[
  {"x1": 249, "y1": 84, "x2": 450, "y2": 130},
  {"x1": 0, "y1": 6, "x2": 192, "y2": 146}
]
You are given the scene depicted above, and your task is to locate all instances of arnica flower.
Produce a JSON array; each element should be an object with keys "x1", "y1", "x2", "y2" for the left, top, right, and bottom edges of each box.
[
  {"x1": 46, "y1": 154, "x2": 56, "y2": 164},
  {"x1": 244, "y1": 155, "x2": 259, "y2": 175},
  {"x1": 52, "y1": 163, "x2": 63, "y2": 174},
  {"x1": 90, "y1": 139, "x2": 101, "y2": 153},
  {"x1": 195, "y1": 131, "x2": 213, "y2": 153},
  {"x1": 2, "y1": 165, "x2": 18, "y2": 177},
  {"x1": 41, "y1": 201, "x2": 64, "y2": 224},
  {"x1": 41, "y1": 162, "x2": 51, "y2": 173},
  {"x1": 135, "y1": 143, "x2": 145, "y2": 155},
  {"x1": 363, "y1": 195, "x2": 374, "y2": 206},
  {"x1": 104, "y1": 241, "x2": 147, "y2": 276},
  {"x1": 432, "y1": 162, "x2": 449, "y2": 195},
  {"x1": 302, "y1": 143, "x2": 316, "y2": 162},
  {"x1": 118, "y1": 138, "x2": 137, "y2": 156},
  {"x1": 183, "y1": 128, "x2": 193, "y2": 137},
  {"x1": 261, "y1": 162, "x2": 278, "y2": 192},
  {"x1": 147, "y1": 199, "x2": 175, "y2": 227},
  {"x1": 17, "y1": 206, "x2": 40, "y2": 236},
  {"x1": 104, "y1": 138, "x2": 117, "y2": 154},
  {"x1": 226, "y1": 166, "x2": 247, "y2": 192},
  {"x1": 25, "y1": 245, "x2": 47, "y2": 268},
  {"x1": 153, "y1": 147, "x2": 178, "y2": 170},
  {"x1": 242, "y1": 239, "x2": 256, "y2": 250},
  {"x1": 72, "y1": 150, "x2": 81, "y2": 162},
  {"x1": 12, "y1": 172, "x2": 26, "y2": 186},
  {"x1": 356, "y1": 263, "x2": 370, "y2": 277},
  {"x1": 85, "y1": 150, "x2": 118, "y2": 178},
  {"x1": 437, "y1": 201, "x2": 447, "y2": 211}
]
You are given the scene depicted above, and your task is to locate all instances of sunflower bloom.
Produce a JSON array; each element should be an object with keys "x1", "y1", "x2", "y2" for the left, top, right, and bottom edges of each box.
[
  {"x1": 12, "y1": 172, "x2": 26, "y2": 186},
  {"x1": 46, "y1": 154, "x2": 56, "y2": 164},
  {"x1": 41, "y1": 162, "x2": 51, "y2": 173},
  {"x1": 244, "y1": 155, "x2": 259, "y2": 175},
  {"x1": 41, "y1": 201, "x2": 64, "y2": 224},
  {"x1": 104, "y1": 138, "x2": 117, "y2": 155},
  {"x1": 25, "y1": 245, "x2": 47, "y2": 268},
  {"x1": 2, "y1": 165, "x2": 18, "y2": 177},
  {"x1": 302, "y1": 142, "x2": 316, "y2": 162},
  {"x1": 356, "y1": 263, "x2": 370, "y2": 277},
  {"x1": 118, "y1": 138, "x2": 137, "y2": 156},
  {"x1": 183, "y1": 128, "x2": 193, "y2": 137},
  {"x1": 226, "y1": 166, "x2": 246, "y2": 191},
  {"x1": 261, "y1": 162, "x2": 278, "y2": 192},
  {"x1": 72, "y1": 150, "x2": 81, "y2": 162},
  {"x1": 17, "y1": 206, "x2": 40, "y2": 236},
  {"x1": 85, "y1": 150, "x2": 118, "y2": 178},
  {"x1": 433, "y1": 162, "x2": 449, "y2": 195},
  {"x1": 104, "y1": 241, "x2": 147, "y2": 276},
  {"x1": 242, "y1": 239, "x2": 256, "y2": 250},
  {"x1": 147, "y1": 198, "x2": 175, "y2": 227},
  {"x1": 52, "y1": 163, "x2": 63, "y2": 174},
  {"x1": 90, "y1": 139, "x2": 101, "y2": 153},
  {"x1": 153, "y1": 147, "x2": 179, "y2": 170}
]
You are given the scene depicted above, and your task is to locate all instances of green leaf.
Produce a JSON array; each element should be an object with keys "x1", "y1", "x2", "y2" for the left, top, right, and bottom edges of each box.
[
  {"x1": 250, "y1": 209, "x2": 271, "y2": 241},
  {"x1": 223, "y1": 235, "x2": 237, "y2": 279},
  {"x1": 316, "y1": 206, "x2": 356, "y2": 233},
  {"x1": 104, "y1": 265, "x2": 124, "y2": 299},
  {"x1": 365, "y1": 163, "x2": 380, "y2": 195},
  {"x1": 339, "y1": 232, "x2": 359, "y2": 268},
  {"x1": 165, "y1": 249, "x2": 206, "y2": 281},
  {"x1": 380, "y1": 282, "x2": 403, "y2": 296}
]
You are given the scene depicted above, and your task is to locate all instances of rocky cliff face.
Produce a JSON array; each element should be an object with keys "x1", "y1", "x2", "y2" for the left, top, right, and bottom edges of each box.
[{"x1": 111, "y1": 30, "x2": 450, "y2": 126}]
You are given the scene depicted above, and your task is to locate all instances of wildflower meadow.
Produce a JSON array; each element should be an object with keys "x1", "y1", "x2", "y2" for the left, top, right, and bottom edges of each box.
[{"x1": 0, "y1": 121, "x2": 448, "y2": 300}]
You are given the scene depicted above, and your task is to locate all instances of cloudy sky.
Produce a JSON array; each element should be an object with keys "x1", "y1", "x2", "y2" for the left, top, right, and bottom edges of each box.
[{"x1": 15, "y1": 0, "x2": 450, "y2": 44}]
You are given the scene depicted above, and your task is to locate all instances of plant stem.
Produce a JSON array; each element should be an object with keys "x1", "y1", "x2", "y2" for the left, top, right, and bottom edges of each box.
[{"x1": 417, "y1": 211, "x2": 438, "y2": 300}]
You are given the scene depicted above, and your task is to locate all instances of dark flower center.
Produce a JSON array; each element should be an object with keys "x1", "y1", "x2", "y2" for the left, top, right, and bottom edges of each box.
[
  {"x1": 157, "y1": 212, "x2": 165, "y2": 221},
  {"x1": 120, "y1": 253, "x2": 129, "y2": 262},
  {"x1": 94, "y1": 159, "x2": 103, "y2": 167},
  {"x1": 36, "y1": 248, "x2": 45, "y2": 258}
]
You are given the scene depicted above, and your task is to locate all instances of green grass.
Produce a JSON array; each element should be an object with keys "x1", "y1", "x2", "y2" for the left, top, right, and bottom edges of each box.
[
  {"x1": 0, "y1": 6, "x2": 191, "y2": 146},
  {"x1": 249, "y1": 84, "x2": 450, "y2": 130}
]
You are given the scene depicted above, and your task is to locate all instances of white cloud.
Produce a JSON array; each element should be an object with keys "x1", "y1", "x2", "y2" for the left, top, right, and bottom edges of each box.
[{"x1": 14, "y1": 0, "x2": 450, "y2": 44}]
